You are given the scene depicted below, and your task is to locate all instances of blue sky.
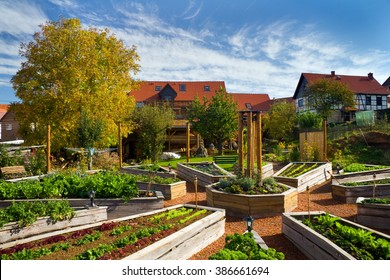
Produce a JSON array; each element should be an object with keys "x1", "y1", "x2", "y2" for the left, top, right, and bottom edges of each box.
[{"x1": 1, "y1": 0, "x2": 390, "y2": 104}]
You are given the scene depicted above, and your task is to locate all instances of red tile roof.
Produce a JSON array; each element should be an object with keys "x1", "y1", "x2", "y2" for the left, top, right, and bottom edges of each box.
[
  {"x1": 230, "y1": 93, "x2": 271, "y2": 111},
  {"x1": 0, "y1": 104, "x2": 9, "y2": 120},
  {"x1": 297, "y1": 72, "x2": 388, "y2": 97},
  {"x1": 129, "y1": 81, "x2": 226, "y2": 102}
]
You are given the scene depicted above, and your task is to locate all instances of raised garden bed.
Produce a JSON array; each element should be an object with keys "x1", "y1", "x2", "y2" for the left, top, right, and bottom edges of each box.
[
  {"x1": 356, "y1": 197, "x2": 390, "y2": 229},
  {"x1": 331, "y1": 182, "x2": 390, "y2": 204},
  {"x1": 177, "y1": 162, "x2": 234, "y2": 187},
  {"x1": 332, "y1": 163, "x2": 390, "y2": 184},
  {"x1": 0, "y1": 191, "x2": 165, "y2": 220},
  {"x1": 0, "y1": 204, "x2": 226, "y2": 260},
  {"x1": 0, "y1": 206, "x2": 108, "y2": 245},
  {"x1": 273, "y1": 162, "x2": 332, "y2": 192},
  {"x1": 121, "y1": 164, "x2": 176, "y2": 179},
  {"x1": 261, "y1": 162, "x2": 274, "y2": 178},
  {"x1": 205, "y1": 179, "x2": 298, "y2": 217},
  {"x1": 136, "y1": 180, "x2": 187, "y2": 200},
  {"x1": 282, "y1": 211, "x2": 390, "y2": 260}
]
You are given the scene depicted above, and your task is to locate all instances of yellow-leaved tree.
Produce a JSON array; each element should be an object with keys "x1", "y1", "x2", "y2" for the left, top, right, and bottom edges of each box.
[{"x1": 11, "y1": 18, "x2": 140, "y2": 151}]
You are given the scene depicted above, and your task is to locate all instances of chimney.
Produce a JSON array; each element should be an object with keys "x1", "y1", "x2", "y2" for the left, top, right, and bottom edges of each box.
[
  {"x1": 368, "y1": 72, "x2": 374, "y2": 80},
  {"x1": 331, "y1": 71, "x2": 335, "y2": 76}
]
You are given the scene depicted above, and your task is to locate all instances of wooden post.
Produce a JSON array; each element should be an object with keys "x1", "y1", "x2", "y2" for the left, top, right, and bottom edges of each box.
[
  {"x1": 118, "y1": 122, "x2": 122, "y2": 169},
  {"x1": 246, "y1": 111, "x2": 253, "y2": 178},
  {"x1": 308, "y1": 187, "x2": 311, "y2": 221},
  {"x1": 238, "y1": 112, "x2": 244, "y2": 175},
  {"x1": 46, "y1": 124, "x2": 51, "y2": 173},
  {"x1": 194, "y1": 175, "x2": 198, "y2": 209},
  {"x1": 256, "y1": 112, "x2": 262, "y2": 180},
  {"x1": 186, "y1": 122, "x2": 190, "y2": 162},
  {"x1": 323, "y1": 118, "x2": 327, "y2": 161}
]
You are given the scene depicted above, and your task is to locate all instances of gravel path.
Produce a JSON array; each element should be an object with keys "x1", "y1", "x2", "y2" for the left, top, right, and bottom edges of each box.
[{"x1": 164, "y1": 168, "x2": 390, "y2": 260}]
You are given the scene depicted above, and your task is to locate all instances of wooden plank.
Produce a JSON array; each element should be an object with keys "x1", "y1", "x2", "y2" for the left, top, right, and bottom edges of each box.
[
  {"x1": 282, "y1": 212, "x2": 354, "y2": 260},
  {"x1": 0, "y1": 207, "x2": 108, "y2": 245},
  {"x1": 123, "y1": 207, "x2": 225, "y2": 260}
]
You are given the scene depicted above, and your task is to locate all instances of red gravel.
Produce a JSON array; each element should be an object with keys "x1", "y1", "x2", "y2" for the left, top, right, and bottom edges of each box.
[{"x1": 164, "y1": 168, "x2": 390, "y2": 260}]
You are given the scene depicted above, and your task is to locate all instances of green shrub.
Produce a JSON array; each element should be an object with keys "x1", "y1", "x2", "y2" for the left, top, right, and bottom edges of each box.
[{"x1": 209, "y1": 232, "x2": 284, "y2": 260}]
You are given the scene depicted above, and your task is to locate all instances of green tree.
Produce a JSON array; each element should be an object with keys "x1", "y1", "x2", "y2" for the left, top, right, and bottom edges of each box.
[
  {"x1": 77, "y1": 110, "x2": 105, "y2": 169},
  {"x1": 297, "y1": 111, "x2": 322, "y2": 131},
  {"x1": 263, "y1": 100, "x2": 297, "y2": 141},
  {"x1": 305, "y1": 78, "x2": 355, "y2": 159},
  {"x1": 187, "y1": 87, "x2": 238, "y2": 155},
  {"x1": 11, "y1": 18, "x2": 140, "y2": 151},
  {"x1": 134, "y1": 103, "x2": 175, "y2": 162}
]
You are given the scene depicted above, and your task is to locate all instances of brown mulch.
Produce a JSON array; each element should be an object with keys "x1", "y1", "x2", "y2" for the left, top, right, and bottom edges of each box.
[{"x1": 164, "y1": 167, "x2": 390, "y2": 260}]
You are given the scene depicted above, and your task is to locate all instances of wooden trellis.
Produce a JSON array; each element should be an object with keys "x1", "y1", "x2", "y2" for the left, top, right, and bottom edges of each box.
[{"x1": 238, "y1": 111, "x2": 263, "y2": 178}]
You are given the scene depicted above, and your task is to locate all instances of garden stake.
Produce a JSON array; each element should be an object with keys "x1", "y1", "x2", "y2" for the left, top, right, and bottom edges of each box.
[
  {"x1": 373, "y1": 173, "x2": 376, "y2": 198},
  {"x1": 194, "y1": 175, "x2": 198, "y2": 209},
  {"x1": 307, "y1": 185, "x2": 310, "y2": 221}
]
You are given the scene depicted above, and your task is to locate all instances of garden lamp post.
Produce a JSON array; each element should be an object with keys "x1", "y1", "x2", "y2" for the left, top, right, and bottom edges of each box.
[
  {"x1": 89, "y1": 190, "x2": 96, "y2": 207},
  {"x1": 244, "y1": 216, "x2": 254, "y2": 232},
  {"x1": 336, "y1": 163, "x2": 341, "y2": 174}
]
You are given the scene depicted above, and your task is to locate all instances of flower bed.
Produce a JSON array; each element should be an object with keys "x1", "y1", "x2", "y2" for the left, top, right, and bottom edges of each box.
[
  {"x1": 177, "y1": 162, "x2": 234, "y2": 187},
  {"x1": 282, "y1": 211, "x2": 390, "y2": 259},
  {"x1": 0, "y1": 206, "x2": 108, "y2": 244},
  {"x1": 356, "y1": 197, "x2": 390, "y2": 230},
  {"x1": 0, "y1": 204, "x2": 225, "y2": 260},
  {"x1": 206, "y1": 178, "x2": 298, "y2": 217},
  {"x1": 273, "y1": 162, "x2": 332, "y2": 192}
]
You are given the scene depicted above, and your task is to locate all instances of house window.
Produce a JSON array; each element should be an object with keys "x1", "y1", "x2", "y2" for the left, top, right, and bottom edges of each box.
[
  {"x1": 245, "y1": 103, "x2": 252, "y2": 110},
  {"x1": 136, "y1": 102, "x2": 145, "y2": 108},
  {"x1": 179, "y1": 84, "x2": 186, "y2": 91},
  {"x1": 204, "y1": 85, "x2": 210, "y2": 92},
  {"x1": 155, "y1": 86, "x2": 161, "y2": 91},
  {"x1": 298, "y1": 99, "x2": 304, "y2": 108},
  {"x1": 366, "y1": 96, "x2": 371, "y2": 106},
  {"x1": 377, "y1": 96, "x2": 383, "y2": 106},
  {"x1": 5, "y1": 124, "x2": 12, "y2": 131}
]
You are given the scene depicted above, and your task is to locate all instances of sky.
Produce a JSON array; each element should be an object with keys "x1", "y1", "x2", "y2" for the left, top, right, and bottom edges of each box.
[{"x1": 1, "y1": 0, "x2": 390, "y2": 104}]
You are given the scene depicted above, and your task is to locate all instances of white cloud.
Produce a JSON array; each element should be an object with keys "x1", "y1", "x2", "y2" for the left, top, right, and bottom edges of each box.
[
  {"x1": 48, "y1": 0, "x2": 78, "y2": 9},
  {"x1": 1, "y1": 0, "x2": 389, "y2": 103},
  {"x1": 0, "y1": 0, "x2": 47, "y2": 36}
]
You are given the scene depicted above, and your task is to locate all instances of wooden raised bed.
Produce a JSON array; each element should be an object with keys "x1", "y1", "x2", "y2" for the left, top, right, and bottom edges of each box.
[
  {"x1": 1, "y1": 204, "x2": 226, "y2": 260},
  {"x1": 124, "y1": 204, "x2": 225, "y2": 260},
  {"x1": 282, "y1": 211, "x2": 390, "y2": 259},
  {"x1": 332, "y1": 164, "x2": 390, "y2": 184},
  {"x1": 261, "y1": 162, "x2": 274, "y2": 178},
  {"x1": 331, "y1": 183, "x2": 390, "y2": 203},
  {"x1": 177, "y1": 162, "x2": 234, "y2": 188},
  {"x1": 121, "y1": 165, "x2": 176, "y2": 179},
  {"x1": 356, "y1": 198, "x2": 390, "y2": 229},
  {"x1": 0, "y1": 206, "x2": 108, "y2": 245},
  {"x1": 273, "y1": 162, "x2": 332, "y2": 192},
  {"x1": 205, "y1": 182, "x2": 298, "y2": 217},
  {"x1": 136, "y1": 180, "x2": 187, "y2": 200},
  {"x1": 0, "y1": 191, "x2": 165, "y2": 220}
]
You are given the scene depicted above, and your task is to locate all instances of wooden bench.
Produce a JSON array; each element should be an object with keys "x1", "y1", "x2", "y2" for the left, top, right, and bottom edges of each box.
[
  {"x1": 0, "y1": 165, "x2": 28, "y2": 179},
  {"x1": 213, "y1": 155, "x2": 238, "y2": 165}
]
